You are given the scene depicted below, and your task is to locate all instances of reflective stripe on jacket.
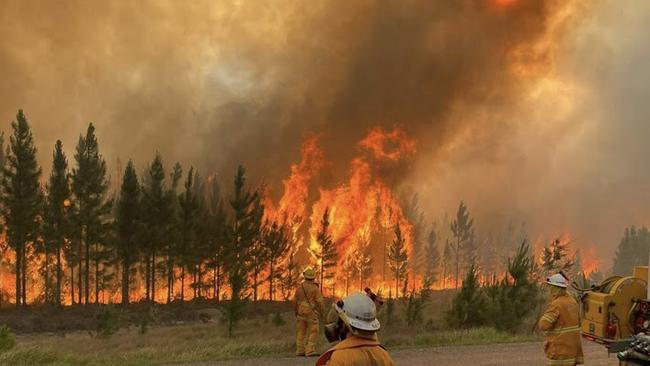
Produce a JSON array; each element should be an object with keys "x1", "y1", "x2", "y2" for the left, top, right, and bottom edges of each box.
[
  {"x1": 293, "y1": 280, "x2": 324, "y2": 323},
  {"x1": 538, "y1": 293, "x2": 585, "y2": 365}
]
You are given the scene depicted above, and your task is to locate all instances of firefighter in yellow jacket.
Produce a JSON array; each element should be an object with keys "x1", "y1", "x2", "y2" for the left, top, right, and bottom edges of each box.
[
  {"x1": 294, "y1": 267, "x2": 325, "y2": 357},
  {"x1": 538, "y1": 273, "x2": 584, "y2": 366},
  {"x1": 316, "y1": 292, "x2": 394, "y2": 366}
]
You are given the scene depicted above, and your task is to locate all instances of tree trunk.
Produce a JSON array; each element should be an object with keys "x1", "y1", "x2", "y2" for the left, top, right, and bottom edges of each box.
[
  {"x1": 180, "y1": 265, "x2": 185, "y2": 302},
  {"x1": 167, "y1": 256, "x2": 173, "y2": 304},
  {"x1": 151, "y1": 250, "x2": 156, "y2": 303},
  {"x1": 253, "y1": 268, "x2": 258, "y2": 302},
  {"x1": 268, "y1": 262, "x2": 274, "y2": 301},
  {"x1": 44, "y1": 249, "x2": 50, "y2": 304},
  {"x1": 85, "y1": 234, "x2": 90, "y2": 305},
  {"x1": 145, "y1": 252, "x2": 151, "y2": 302},
  {"x1": 122, "y1": 259, "x2": 129, "y2": 307},
  {"x1": 70, "y1": 265, "x2": 75, "y2": 305},
  {"x1": 21, "y1": 245, "x2": 27, "y2": 306},
  {"x1": 15, "y1": 244, "x2": 22, "y2": 308},
  {"x1": 216, "y1": 265, "x2": 220, "y2": 302},
  {"x1": 455, "y1": 239, "x2": 460, "y2": 290},
  {"x1": 94, "y1": 253, "x2": 100, "y2": 304},
  {"x1": 77, "y1": 235, "x2": 83, "y2": 305},
  {"x1": 56, "y1": 243, "x2": 62, "y2": 306}
]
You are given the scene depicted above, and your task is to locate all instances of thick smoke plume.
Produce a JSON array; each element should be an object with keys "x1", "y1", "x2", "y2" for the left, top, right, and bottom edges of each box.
[{"x1": 1, "y1": 0, "x2": 648, "y2": 267}]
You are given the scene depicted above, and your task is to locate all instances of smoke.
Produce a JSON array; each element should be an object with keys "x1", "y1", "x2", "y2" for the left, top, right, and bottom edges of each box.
[{"x1": 0, "y1": 0, "x2": 647, "y2": 266}]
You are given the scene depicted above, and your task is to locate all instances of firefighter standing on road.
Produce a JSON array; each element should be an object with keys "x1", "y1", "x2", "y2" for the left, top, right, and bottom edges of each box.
[
  {"x1": 295, "y1": 266, "x2": 325, "y2": 357},
  {"x1": 317, "y1": 292, "x2": 394, "y2": 366},
  {"x1": 538, "y1": 273, "x2": 584, "y2": 366}
]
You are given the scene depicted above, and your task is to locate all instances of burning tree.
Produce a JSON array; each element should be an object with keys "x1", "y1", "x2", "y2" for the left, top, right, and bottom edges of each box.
[
  {"x1": 423, "y1": 226, "x2": 440, "y2": 290},
  {"x1": 388, "y1": 223, "x2": 408, "y2": 297},
  {"x1": 263, "y1": 220, "x2": 290, "y2": 301},
  {"x1": 352, "y1": 234, "x2": 373, "y2": 291},
  {"x1": 164, "y1": 163, "x2": 183, "y2": 304},
  {"x1": 178, "y1": 167, "x2": 199, "y2": 302},
  {"x1": 450, "y1": 200, "x2": 475, "y2": 289},
  {"x1": 0, "y1": 110, "x2": 42, "y2": 307},
  {"x1": 442, "y1": 239, "x2": 453, "y2": 288},
  {"x1": 309, "y1": 207, "x2": 337, "y2": 294}
]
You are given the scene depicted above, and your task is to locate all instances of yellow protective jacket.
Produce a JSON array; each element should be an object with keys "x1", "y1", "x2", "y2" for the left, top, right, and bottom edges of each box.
[
  {"x1": 538, "y1": 293, "x2": 584, "y2": 365},
  {"x1": 315, "y1": 335, "x2": 394, "y2": 366},
  {"x1": 294, "y1": 280, "x2": 325, "y2": 323}
]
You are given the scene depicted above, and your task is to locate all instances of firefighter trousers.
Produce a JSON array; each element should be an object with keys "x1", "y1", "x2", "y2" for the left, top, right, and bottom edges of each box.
[{"x1": 296, "y1": 319, "x2": 319, "y2": 355}]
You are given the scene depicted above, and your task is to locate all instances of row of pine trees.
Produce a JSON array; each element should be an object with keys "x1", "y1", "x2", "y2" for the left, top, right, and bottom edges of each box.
[
  {"x1": 0, "y1": 110, "x2": 311, "y2": 320},
  {"x1": 0, "y1": 109, "x2": 507, "y2": 311},
  {"x1": 0, "y1": 109, "x2": 645, "y2": 313}
]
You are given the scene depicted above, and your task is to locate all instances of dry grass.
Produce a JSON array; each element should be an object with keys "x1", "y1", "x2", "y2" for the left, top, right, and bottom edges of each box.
[{"x1": 0, "y1": 291, "x2": 541, "y2": 366}]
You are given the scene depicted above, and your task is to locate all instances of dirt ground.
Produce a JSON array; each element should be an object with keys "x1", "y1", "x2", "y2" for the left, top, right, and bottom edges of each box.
[{"x1": 186, "y1": 340, "x2": 619, "y2": 366}]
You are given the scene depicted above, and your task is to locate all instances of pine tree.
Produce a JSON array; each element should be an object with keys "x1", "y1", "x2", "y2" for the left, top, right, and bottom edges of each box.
[
  {"x1": 403, "y1": 193, "x2": 425, "y2": 286},
  {"x1": 353, "y1": 237, "x2": 373, "y2": 291},
  {"x1": 72, "y1": 123, "x2": 111, "y2": 305},
  {"x1": 541, "y1": 237, "x2": 575, "y2": 277},
  {"x1": 115, "y1": 161, "x2": 140, "y2": 307},
  {"x1": 424, "y1": 226, "x2": 440, "y2": 289},
  {"x1": 178, "y1": 167, "x2": 199, "y2": 302},
  {"x1": 387, "y1": 223, "x2": 408, "y2": 297},
  {"x1": 443, "y1": 239, "x2": 453, "y2": 288},
  {"x1": 310, "y1": 207, "x2": 337, "y2": 294},
  {"x1": 165, "y1": 163, "x2": 183, "y2": 303},
  {"x1": 189, "y1": 173, "x2": 209, "y2": 299},
  {"x1": 450, "y1": 200, "x2": 474, "y2": 289},
  {"x1": 204, "y1": 176, "x2": 227, "y2": 302},
  {"x1": 223, "y1": 165, "x2": 263, "y2": 336},
  {"x1": 484, "y1": 240, "x2": 539, "y2": 332},
  {"x1": 279, "y1": 246, "x2": 300, "y2": 301},
  {"x1": 42, "y1": 140, "x2": 72, "y2": 305},
  {"x1": 0, "y1": 110, "x2": 42, "y2": 307},
  {"x1": 140, "y1": 153, "x2": 172, "y2": 303},
  {"x1": 446, "y1": 262, "x2": 485, "y2": 328},
  {"x1": 613, "y1": 226, "x2": 650, "y2": 275},
  {"x1": 263, "y1": 220, "x2": 290, "y2": 301},
  {"x1": 249, "y1": 216, "x2": 268, "y2": 302}
]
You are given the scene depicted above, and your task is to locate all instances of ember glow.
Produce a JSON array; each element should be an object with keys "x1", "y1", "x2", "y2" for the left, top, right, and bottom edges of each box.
[{"x1": 264, "y1": 127, "x2": 416, "y2": 295}]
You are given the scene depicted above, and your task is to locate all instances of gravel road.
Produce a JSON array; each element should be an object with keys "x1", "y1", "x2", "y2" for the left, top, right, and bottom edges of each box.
[{"x1": 183, "y1": 340, "x2": 619, "y2": 366}]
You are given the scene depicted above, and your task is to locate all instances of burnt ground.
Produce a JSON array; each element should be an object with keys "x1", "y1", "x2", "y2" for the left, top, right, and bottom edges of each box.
[{"x1": 185, "y1": 341, "x2": 618, "y2": 366}]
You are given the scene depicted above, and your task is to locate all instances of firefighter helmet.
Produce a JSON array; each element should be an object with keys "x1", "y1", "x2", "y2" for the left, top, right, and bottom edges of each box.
[
  {"x1": 334, "y1": 292, "x2": 381, "y2": 332},
  {"x1": 303, "y1": 266, "x2": 316, "y2": 280},
  {"x1": 546, "y1": 273, "x2": 568, "y2": 288}
]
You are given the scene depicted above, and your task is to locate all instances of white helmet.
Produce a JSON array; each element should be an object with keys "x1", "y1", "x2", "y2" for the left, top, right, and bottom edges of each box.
[
  {"x1": 334, "y1": 292, "x2": 381, "y2": 332},
  {"x1": 546, "y1": 273, "x2": 568, "y2": 288}
]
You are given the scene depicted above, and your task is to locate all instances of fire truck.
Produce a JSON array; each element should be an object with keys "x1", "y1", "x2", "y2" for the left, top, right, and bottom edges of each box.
[{"x1": 578, "y1": 266, "x2": 650, "y2": 364}]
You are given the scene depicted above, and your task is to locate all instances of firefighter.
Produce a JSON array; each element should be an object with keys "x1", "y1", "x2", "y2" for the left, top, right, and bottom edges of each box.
[
  {"x1": 316, "y1": 292, "x2": 394, "y2": 366},
  {"x1": 294, "y1": 266, "x2": 325, "y2": 357},
  {"x1": 538, "y1": 273, "x2": 584, "y2": 366}
]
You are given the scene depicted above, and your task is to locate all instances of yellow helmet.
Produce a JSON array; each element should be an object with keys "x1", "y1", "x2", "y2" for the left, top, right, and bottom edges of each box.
[{"x1": 303, "y1": 266, "x2": 316, "y2": 280}]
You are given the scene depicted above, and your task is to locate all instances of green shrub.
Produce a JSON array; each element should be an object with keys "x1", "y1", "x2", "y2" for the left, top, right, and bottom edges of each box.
[
  {"x1": 96, "y1": 306, "x2": 121, "y2": 339},
  {"x1": 0, "y1": 325, "x2": 16, "y2": 352},
  {"x1": 271, "y1": 313, "x2": 285, "y2": 327},
  {"x1": 446, "y1": 263, "x2": 486, "y2": 328}
]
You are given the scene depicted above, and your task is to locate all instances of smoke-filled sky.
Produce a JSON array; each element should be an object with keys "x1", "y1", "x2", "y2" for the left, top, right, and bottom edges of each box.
[{"x1": 0, "y1": 0, "x2": 648, "y2": 268}]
